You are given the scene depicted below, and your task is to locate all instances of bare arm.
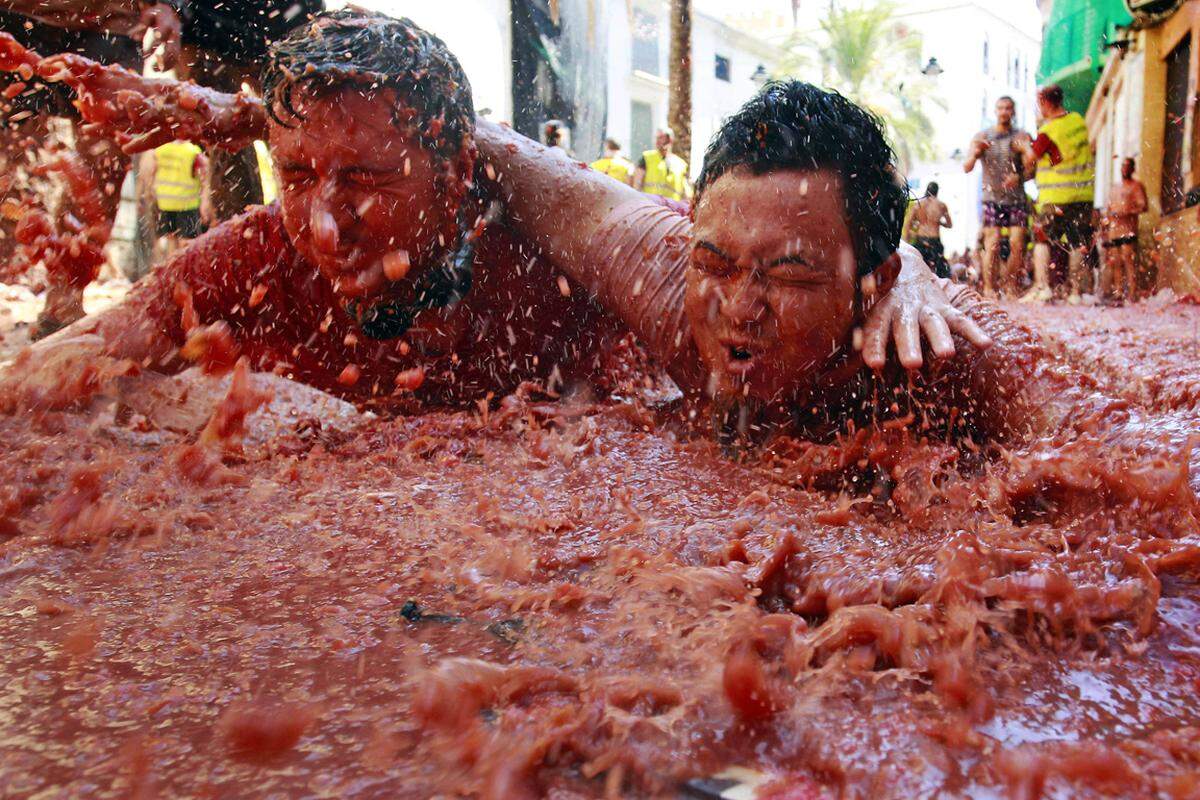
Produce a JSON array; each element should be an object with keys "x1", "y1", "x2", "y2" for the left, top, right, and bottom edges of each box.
[
  {"x1": 632, "y1": 166, "x2": 646, "y2": 191},
  {"x1": 1134, "y1": 182, "x2": 1149, "y2": 215},
  {"x1": 963, "y1": 134, "x2": 984, "y2": 173},
  {"x1": 940, "y1": 202, "x2": 953, "y2": 230},
  {"x1": 1, "y1": 33, "x2": 266, "y2": 153}
]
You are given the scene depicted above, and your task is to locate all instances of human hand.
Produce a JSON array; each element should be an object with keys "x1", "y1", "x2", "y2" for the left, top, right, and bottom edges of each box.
[
  {"x1": 859, "y1": 242, "x2": 992, "y2": 370},
  {"x1": 972, "y1": 138, "x2": 990, "y2": 158},
  {"x1": 37, "y1": 54, "x2": 266, "y2": 153},
  {"x1": 0, "y1": 32, "x2": 39, "y2": 73},
  {"x1": 134, "y1": 3, "x2": 182, "y2": 70}
]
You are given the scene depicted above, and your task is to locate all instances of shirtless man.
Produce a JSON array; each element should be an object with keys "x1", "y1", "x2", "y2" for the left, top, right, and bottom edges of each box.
[
  {"x1": 906, "y1": 182, "x2": 951, "y2": 280},
  {"x1": 0, "y1": 14, "x2": 974, "y2": 417},
  {"x1": 964, "y1": 96, "x2": 1031, "y2": 298},
  {"x1": 1101, "y1": 157, "x2": 1148, "y2": 303},
  {"x1": 0, "y1": 0, "x2": 182, "y2": 336}
]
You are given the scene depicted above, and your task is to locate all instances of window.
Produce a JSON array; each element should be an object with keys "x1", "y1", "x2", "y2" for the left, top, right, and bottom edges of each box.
[
  {"x1": 982, "y1": 37, "x2": 989, "y2": 74},
  {"x1": 632, "y1": 9, "x2": 660, "y2": 76},
  {"x1": 714, "y1": 54, "x2": 731, "y2": 82},
  {"x1": 631, "y1": 100, "x2": 654, "y2": 157},
  {"x1": 1162, "y1": 36, "x2": 1191, "y2": 213}
]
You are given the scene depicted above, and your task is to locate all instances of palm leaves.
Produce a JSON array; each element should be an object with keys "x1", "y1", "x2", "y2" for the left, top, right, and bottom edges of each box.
[{"x1": 780, "y1": 2, "x2": 944, "y2": 172}]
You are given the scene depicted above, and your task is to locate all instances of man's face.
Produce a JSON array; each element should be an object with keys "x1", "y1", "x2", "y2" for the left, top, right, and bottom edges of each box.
[
  {"x1": 270, "y1": 87, "x2": 460, "y2": 300},
  {"x1": 686, "y1": 167, "x2": 859, "y2": 407},
  {"x1": 656, "y1": 130, "x2": 673, "y2": 152},
  {"x1": 1121, "y1": 159, "x2": 1135, "y2": 180},
  {"x1": 996, "y1": 99, "x2": 1015, "y2": 126}
]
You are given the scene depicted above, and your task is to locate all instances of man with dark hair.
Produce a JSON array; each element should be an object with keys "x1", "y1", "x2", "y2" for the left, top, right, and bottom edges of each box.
[
  {"x1": 1101, "y1": 157, "x2": 1148, "y2": 303},
  {"x1": 906, "y1": 181, "x2": 952, "y2": 280},
  {"x1": 1024, "y1": 83, "x2": 1094, "y2": 304},
  {"x1": 590, "y1": 138, "x2": 633, "y2": 185},
  {"x1": 0, "y1": 0, "x2": 183, "y2": 336},
  {"x1": 964, "y1": 95, "x2": 1032, "y2": 297},
  {"x1": 461, "y1": 80, "x2": 1125, "y2": 446},
  {"x1": 0, "y1": 17, "x2": 971, "y2": 417}
]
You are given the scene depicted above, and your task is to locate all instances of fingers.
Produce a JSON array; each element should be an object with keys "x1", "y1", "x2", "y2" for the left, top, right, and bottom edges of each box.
[
  {"x1": 892, "y1": 306, "x2": 923, "y2": 370},
  {"x1": 860, "y1": 302, "x2": 893, "y2": 370},
  {"x1": 919, "y1": 307, "x2": 956, "y2": 360},
  {"x1": 946, "y1": 311, "x2": 993, "y2": 350}
]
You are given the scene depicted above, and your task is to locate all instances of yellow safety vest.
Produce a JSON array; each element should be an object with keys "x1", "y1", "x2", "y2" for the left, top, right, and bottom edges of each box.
[
  {"x1": 154, "y1": 141, "x2": 203, "y2": 212},
  {"x1": 254, "y1": 140, "x2": 278, "y2": 205},
  {"x1": 640, "y1": 149, "x2": 689, "y2": 201},
  {"x1": 590, "y1": 155, "x2": 634, "y2": 184},
  {"x1": 1035, "y1": 112, "x2": 1094, "y2": 208}
]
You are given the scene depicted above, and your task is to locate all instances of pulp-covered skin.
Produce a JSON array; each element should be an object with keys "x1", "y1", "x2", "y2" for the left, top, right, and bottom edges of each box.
[{"x1": 2, "y1": 302, "x2": 1200, "y2": 799}]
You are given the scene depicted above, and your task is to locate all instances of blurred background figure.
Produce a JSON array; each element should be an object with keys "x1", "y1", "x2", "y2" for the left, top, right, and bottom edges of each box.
[
  {"x1": 907, "y1": 181, "x2": 952, "y2": 279},
  {"x1": 590, "y1": 138, "x2": 634, "y2": 185},
  {"x1": 0, "y1": 0, "x2": 182, "y2": 337},
  {"x1": 542, "y1": 118, "x2": 572, "y2": 154},
  {"x1": 150, "y1": 139, "x2": 206, "y2": 260},
  {"x1": 1101, "y1": 157, "x2": 1148, "y2": 305},
  {"x1": 633, "y1": 126, "x2": 691, "y2": 202},
  {"x1": 1026, "y1": 83, "x2": 1095, "y2": 304},
  {"x1": 964, "y1": 96, "x2": 1031, "y2": 298}
]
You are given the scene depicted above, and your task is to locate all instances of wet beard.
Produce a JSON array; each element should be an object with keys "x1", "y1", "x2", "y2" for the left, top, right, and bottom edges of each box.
[{"x1": 346, "y1": 240, "x2": 475, "y2": 340}]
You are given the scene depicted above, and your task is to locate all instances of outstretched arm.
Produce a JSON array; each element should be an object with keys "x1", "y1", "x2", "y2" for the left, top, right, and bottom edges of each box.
[
  {"x1": 0, "y1": 33, "x2": 267, "y2": 153},
  {"x1": 0, "y1": 209, "x2": 285, "y2": 411},
  {"x1": 475, "y1": 121, "x2": 989, "y2": 379}
]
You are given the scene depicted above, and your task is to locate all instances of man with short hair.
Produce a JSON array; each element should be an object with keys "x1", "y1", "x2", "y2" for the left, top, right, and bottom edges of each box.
[
  {"x1": 1101, "y1": 157, "x2": 1148, "y2": 304},
  {"x1": 1024, "y1": 84, "x2": 1095, "y2": 304},
  {"x1": 590, "y1": 138, "x2": 634, "y2": 186},
  {"x1": 633, "y1": 126, "x2": 691, "y2": 202},
  {"x1": 906, "y1": 181, "x2": 952, "y2": 280},
  {"x1": 964, "y1": 96, "x2": 1031, "y2": 298}
]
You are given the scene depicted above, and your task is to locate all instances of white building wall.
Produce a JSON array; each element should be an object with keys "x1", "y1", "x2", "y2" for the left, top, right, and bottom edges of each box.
[
  {"x1": 606, "y1": 0, "x2": 782, "y2": 174},
  {"x1": 327, "y1": 0, "x2": 513, "y2": 123},
  {"x1": 899, "y1": 1, "x2": 1043, "y2": 252}
]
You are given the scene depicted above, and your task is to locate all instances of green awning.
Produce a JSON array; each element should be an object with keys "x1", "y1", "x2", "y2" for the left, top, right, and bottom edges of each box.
[{"x1": 1037, "y1": 0, "x2": 1133, "y2": 114}]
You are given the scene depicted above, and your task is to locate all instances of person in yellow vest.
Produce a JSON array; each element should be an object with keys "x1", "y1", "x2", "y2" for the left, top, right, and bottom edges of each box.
[
  {"x1": 1022, "y1": 84, "x2": 1095, "y2": 304},
  {"x1": 633, "y1": 127, "x2": 692, "y2": 203},
  {"x1": 590, "y1": 138, "x2": 634, "y2": 185},
  {"x1": 152, "y1": 140, "x2": 207, "y2": 259}
]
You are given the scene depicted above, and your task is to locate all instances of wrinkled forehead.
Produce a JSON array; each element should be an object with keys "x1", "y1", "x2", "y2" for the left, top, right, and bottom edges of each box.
[{"x1": 695, "y1": 167, "x2": 846, "y2": 229}]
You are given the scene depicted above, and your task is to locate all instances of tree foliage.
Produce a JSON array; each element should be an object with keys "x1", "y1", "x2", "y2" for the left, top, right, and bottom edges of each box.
[{"x1": 779, "y1": 1, "x2": 944, "y2": 172}]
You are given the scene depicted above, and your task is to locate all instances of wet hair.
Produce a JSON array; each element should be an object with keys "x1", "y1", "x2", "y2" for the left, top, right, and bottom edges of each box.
[
  {"x1": 262, "y1": 10, "x2": 475, "y2": 172},
  {"x1": 604, "y1": 138, "x2": 621, "y2": 151},
  {"x1": 696, "y1": 80, "x2": 908, "y2": 277},
  {"x1": 1038, "y1": 84, "x2": 1064, "y2": 107},
  {"x1": 926, "y1": 181, "x2": 939, "y2": 197}
]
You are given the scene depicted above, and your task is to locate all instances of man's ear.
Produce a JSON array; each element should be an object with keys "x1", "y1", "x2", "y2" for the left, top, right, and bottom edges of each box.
[{"x1": 861, "y1": 251, "x2": 901, "y2": 305}]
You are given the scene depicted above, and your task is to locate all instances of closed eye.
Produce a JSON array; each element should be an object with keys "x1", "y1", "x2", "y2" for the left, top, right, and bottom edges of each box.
[
  {"x1": 692, "y1": 241, "x2": 738, "y2": 276},
  {"x1": 764, "y1": 256, "x2": 827, "y2": 285}
]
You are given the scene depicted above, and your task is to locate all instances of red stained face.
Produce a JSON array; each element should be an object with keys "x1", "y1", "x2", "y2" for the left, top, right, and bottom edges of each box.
[
  {"x1": 685, "y1": 167, "x2": 859, "y2": 406},
  {"x1": 269, "y1": 87, "x2": 460, "y2": 300}
]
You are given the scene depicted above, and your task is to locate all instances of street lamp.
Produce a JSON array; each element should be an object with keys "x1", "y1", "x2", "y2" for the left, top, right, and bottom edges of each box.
[
  {"x1": 750, "y1": 64, "x2": 770, "y2": 88},
  {"x1": 921, "y1": 57, "x2": 944, "y2": 77}
]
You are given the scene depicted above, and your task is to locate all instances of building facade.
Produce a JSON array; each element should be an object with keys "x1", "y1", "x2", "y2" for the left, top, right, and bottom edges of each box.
[{"x1": 1087, "y1": 0, "x2": 1200, "y2": 293}]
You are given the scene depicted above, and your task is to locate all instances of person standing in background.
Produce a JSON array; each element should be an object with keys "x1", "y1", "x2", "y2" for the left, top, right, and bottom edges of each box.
[
  {"x1": 1024, "y1": 84, "x2": 1095, "y2": 305},
  {"x1": 906, "y1": 182, "x2": 952, "y2": 279},
  {"x1": 964, "y1": 96, "x2": 1031, "y2": 298},
  {"x1": 1101, "y1": 157, "x2": 1148, "y2": 304},
  {"x1": 150, "y1": 139, "x2": 204, "y2": 258},
  {"x1": 633, "y1": 127, "x2": 691, "y2": 202},
  {"x1": 590, "y1": 138, "x2": 634, "y2": 185}
]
